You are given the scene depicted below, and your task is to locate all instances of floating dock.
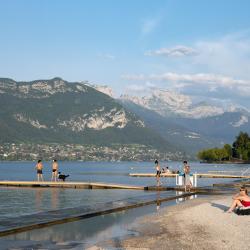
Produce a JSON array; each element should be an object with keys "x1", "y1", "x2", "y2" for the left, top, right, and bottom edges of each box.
[
  {"x1": 213, "y1": 181, "x2": 250, "y2": 188},
  {"x1": 129, "y1": 173, "x2": 250, "y2": 179},
  {"x1": 0, "y1": 180, "x2": 237, "y2": 194},
  {"x1": 0, "y1": 180, "x2": 145, "y2": 190}
]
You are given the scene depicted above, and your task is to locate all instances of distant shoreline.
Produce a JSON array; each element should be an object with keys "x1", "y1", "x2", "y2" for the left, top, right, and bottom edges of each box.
[{"x1": 200, "y1": 160, "x2": 250, "y2": 164}]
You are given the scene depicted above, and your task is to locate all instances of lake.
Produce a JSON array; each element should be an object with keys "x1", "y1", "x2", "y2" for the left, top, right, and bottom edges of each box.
[{"x1": 0, "y1": 161, "x2": 249, "y2": 249}]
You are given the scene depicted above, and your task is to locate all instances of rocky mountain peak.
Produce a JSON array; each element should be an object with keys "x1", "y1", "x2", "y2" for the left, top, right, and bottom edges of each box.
[
  {"x1": 0, "y1": 78, "x2": 89, "y2": 98},
  {"x1": 120, "y1": 88, "x2": 226, "y2": 119}
]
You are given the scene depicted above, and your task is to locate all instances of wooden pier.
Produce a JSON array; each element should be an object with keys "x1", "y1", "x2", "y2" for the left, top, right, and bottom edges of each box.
[
  {"x1": 0, "y1": 180, "x2": 238, "y2": 194},
  {"x1": 129, "y1": 173, "x2": 250, "y2": 179},
  {"x1": 0, "y1": 180, "x2": 145, "y2": 190}
]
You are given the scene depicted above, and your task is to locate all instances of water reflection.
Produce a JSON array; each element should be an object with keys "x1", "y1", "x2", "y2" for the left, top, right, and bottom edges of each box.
[
  {"x1": 50, "y1": 188, "x2": 59, "y2": 210},
  {"x1": 156, "y1": 200, "x2": 161, "y2": 211},
  {"x1": 35, "y1": 188, "x2": 44, "y2": 212},
  {"x1": 175, "y1": 191, "x2": 197, "y2": 204},
  {"x1": 1, "y1": 191, "x2": 197, "y2": 249},
  {"x1": 156, "y1": 191, "x2": 161, "y2": 211},
  {"x1": 3, "y1": 202, "x2": 161, "y2": 246},
  {"x1": 0, "y1": 187, "x2": 152, "y2": 221}
]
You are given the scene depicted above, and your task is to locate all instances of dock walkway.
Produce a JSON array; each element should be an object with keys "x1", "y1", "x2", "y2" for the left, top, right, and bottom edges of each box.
[
  {"x1": 0, "y1": 179, "x2": 248, "y2": 192},
  {"x1": 129, "y1": 173, "x2": 250, "y2": 179},
  {"x1": 0, "y1": 180, "x2": 145, "y2": 190}
]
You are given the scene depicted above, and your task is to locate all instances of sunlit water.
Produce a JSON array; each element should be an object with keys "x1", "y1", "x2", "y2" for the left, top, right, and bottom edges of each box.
[
  {"x1": 0, "y1": 161, "x2": 249, "y2": 219},
  {"x1": 0, "y1": 161, "x2": 249, "y2": 249}
]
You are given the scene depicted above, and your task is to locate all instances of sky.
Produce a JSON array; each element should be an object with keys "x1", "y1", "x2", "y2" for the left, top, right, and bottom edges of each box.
[{"x1": 1, "y1": 0, "x2": 250, "y2": 108}]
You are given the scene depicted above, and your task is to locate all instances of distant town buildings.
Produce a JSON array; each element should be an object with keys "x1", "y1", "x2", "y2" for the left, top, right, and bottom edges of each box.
[{"x1": 0, "y1": 143, "x2": 185, "y2": 161}]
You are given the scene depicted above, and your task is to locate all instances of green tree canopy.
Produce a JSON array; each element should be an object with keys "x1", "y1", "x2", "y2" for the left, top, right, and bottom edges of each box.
[{"x1": 197, "y1": 131, "x2": 250, "y2": 162}]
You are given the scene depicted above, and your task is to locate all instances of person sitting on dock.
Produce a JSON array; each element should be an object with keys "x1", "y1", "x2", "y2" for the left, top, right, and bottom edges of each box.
[
  {"x1": 172, "y1": 170, "x2": 180, "y2": 174},
  {"x1": 35, "y1": 160, "x2": 44, "y2": 182},
  {"x1": 227, "y1": 186, "x2": 250, "y2": 213},
  {"x1": 155, "y1": 160, "x2": 162, "y2": 186},
  {"x1": 183, "y1": 161, "x2": 192, "y2": 192},
  {"x1": 165, "y1": 166, "x2": 171, "y2": 174}
]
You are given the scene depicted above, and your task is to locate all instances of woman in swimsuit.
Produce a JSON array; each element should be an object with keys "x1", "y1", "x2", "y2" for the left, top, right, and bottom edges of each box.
[{"x1": 227, "y1": 186, "x2": 250, "y2": 213}]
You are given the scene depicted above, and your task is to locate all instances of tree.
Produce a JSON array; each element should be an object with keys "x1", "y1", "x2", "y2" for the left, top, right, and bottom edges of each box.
[
  {"x1": 197, "y1": 132, "x2": 250, "y2": 162},
  {"x1": 232, "y1": 132, "x2": 250, "y2": 160},
  {"x1": 223, "y1": 144, "x2": 232, "y2": 160}
]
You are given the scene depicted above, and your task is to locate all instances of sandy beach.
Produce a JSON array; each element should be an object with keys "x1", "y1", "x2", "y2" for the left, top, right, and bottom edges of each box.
[{"x1": 92, "y1": 195, "x2": 250, "y2": 250}]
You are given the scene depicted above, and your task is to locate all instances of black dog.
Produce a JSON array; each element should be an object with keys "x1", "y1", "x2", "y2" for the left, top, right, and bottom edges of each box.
[{"x1": 58, "y1": 172, "x2": 70, "y2": 182}]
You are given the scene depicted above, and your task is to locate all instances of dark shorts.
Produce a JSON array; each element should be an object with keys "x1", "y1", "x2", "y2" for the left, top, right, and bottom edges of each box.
[
  {"x1": 37, "y1": 169, "x2": 42, "y2": 174},
  {"x1": 52, "y1": 169, "x2": 57, "y2": 172},
  {"x1": 156, "y1": 171, "x2": 161, "y2": 176}
]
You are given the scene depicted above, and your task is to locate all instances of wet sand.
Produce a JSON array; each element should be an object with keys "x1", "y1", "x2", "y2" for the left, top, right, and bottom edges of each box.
[{"x1": 95, "y1": 195, "x2": 250, "y2": 250}]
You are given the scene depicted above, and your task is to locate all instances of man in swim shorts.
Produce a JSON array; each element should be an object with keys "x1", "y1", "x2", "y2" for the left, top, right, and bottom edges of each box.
[
  {"x1": 155, "y1": 160, "x2": 162, "y2": 186},
  {"x1": 183, "y1": 160, "x2": 192, "y2": 192},
  {"x1": 36, "y1": 160, "x2": 44, "y2": 182},
  {"x1": 51, "y1": 159, "x2": 58, "y2": 182}
]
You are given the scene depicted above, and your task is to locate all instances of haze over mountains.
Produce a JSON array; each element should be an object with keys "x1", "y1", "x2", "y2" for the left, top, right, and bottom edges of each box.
[
  {"x1": 110, "y1": 85, "x2": 250, "y2": 153},
  {"x1": 1, "y1": 77, "x2": 249, "y2": 157}
]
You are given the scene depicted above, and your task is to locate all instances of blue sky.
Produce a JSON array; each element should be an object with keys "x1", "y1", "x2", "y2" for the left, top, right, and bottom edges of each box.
[{"x1": 1, "y1": 0, "x2": 250, "y2": 108}]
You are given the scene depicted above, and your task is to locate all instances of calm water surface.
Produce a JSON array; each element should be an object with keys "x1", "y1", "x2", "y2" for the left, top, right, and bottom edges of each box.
[
  {"x1": 0, "y1": 161, "x2": 249, "y2": 219},
  {"x1": 0, "y1": 161, "x2": 249, "y2": 249}
]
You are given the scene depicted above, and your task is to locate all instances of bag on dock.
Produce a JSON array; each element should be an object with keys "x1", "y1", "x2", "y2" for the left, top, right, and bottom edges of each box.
[{"x1": 235, "y1": 207, "x2": 250, "y2": 215}]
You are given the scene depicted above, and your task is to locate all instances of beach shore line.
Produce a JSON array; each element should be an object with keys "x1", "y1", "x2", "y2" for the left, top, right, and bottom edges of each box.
[{"x1": 92, "y1": 194, "x2": 250, "y2": 250}]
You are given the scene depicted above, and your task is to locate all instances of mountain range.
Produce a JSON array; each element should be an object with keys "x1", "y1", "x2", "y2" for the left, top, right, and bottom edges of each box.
[
  {"x1": 1, "y1": 77, "x2": 249, "y2": 158},
  {"x1": 119, "y1": 89, "x2": 250, "y2": 154},
  {"x1": 0, "y1": 78, "x2": 172, "y2": 152}
]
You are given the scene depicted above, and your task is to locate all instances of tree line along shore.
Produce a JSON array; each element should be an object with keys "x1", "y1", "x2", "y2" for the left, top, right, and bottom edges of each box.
[{"x1": 198, "y1": 131, "x2": 250, "y2": 163}]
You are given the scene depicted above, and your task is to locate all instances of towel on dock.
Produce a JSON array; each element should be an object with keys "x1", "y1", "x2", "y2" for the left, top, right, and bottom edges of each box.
[{"x1": 235, "y1": 207, "x2": 250, "y2": 215}]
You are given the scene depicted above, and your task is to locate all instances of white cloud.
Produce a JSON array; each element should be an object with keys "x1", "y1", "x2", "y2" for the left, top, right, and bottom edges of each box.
[
  {"x1": 145, "y1": 46, "x2": 198, "y2": 57},
  {"x1": 121, "y1": 74, "x2": 145, "y2": 81},
  {"x1": 145, "y1": 81, "x2": 156, "y2": 88},
  {"x1": 122, "y1": 31, "x2": 250, "y2": 108},
  {"x1": 126, "y1": 84, "x2": 147, "y2": 92},
  {"x1": 122, "y1": 72, "x2": 250, "y2": 96},
  {"x1": 122, "y1": 72, "x2": 248, "y2": 86},
  {"x1": 97, "y1": 53, "x2": 115, "y2": 60},
  {"x1": 141, "y1": 17, "x2": 161, "y2": 35},
  {"x1": 193, "y1": 31, "x2": 250, "y2": 78}
]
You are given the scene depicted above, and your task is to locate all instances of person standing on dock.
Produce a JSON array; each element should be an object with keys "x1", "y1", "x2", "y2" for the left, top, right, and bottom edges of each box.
[
  {"x1": 51, "y1": 159, "x2": 58, "y2": 182},
  {"x1": 155, "y1": 160, "x2": 162, "y2": 186},
  {"x1": 183, "y1": 161, "x2": 192, "y2": 192},
  {"x1": 36, "y1": 160, "x2": 44, "y2": 182}
]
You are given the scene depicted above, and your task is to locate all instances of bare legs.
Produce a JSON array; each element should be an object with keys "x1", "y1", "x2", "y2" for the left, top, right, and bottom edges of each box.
[
  {"x1": 185, "y1": 182, "x2": 192, "y2": 192},
  {"x1": 51, "y1": 172, "x2": 57, "y2": 182},
  {"x1": 37, "y1": 174, "x2": 44, "y2": 182},
  {"x1": 227, "y1": 199, "x2": 243, "y2": 213},
  {"x1": 156, "y1": 175, "x2": 162, "y2": 186}
]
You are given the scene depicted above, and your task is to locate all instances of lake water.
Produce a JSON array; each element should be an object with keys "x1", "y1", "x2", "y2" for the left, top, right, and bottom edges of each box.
[
  {"x1": 0, "y1": 161, "x2": 249, "y2": 249},
  {"x1": 0, "y1": 161, "x2": 249, "y2": 219}
]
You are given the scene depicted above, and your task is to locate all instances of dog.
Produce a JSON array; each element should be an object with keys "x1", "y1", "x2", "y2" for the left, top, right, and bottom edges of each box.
[{"x1": 58, "y1": 172, "x2": 70, "y2": 182}]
